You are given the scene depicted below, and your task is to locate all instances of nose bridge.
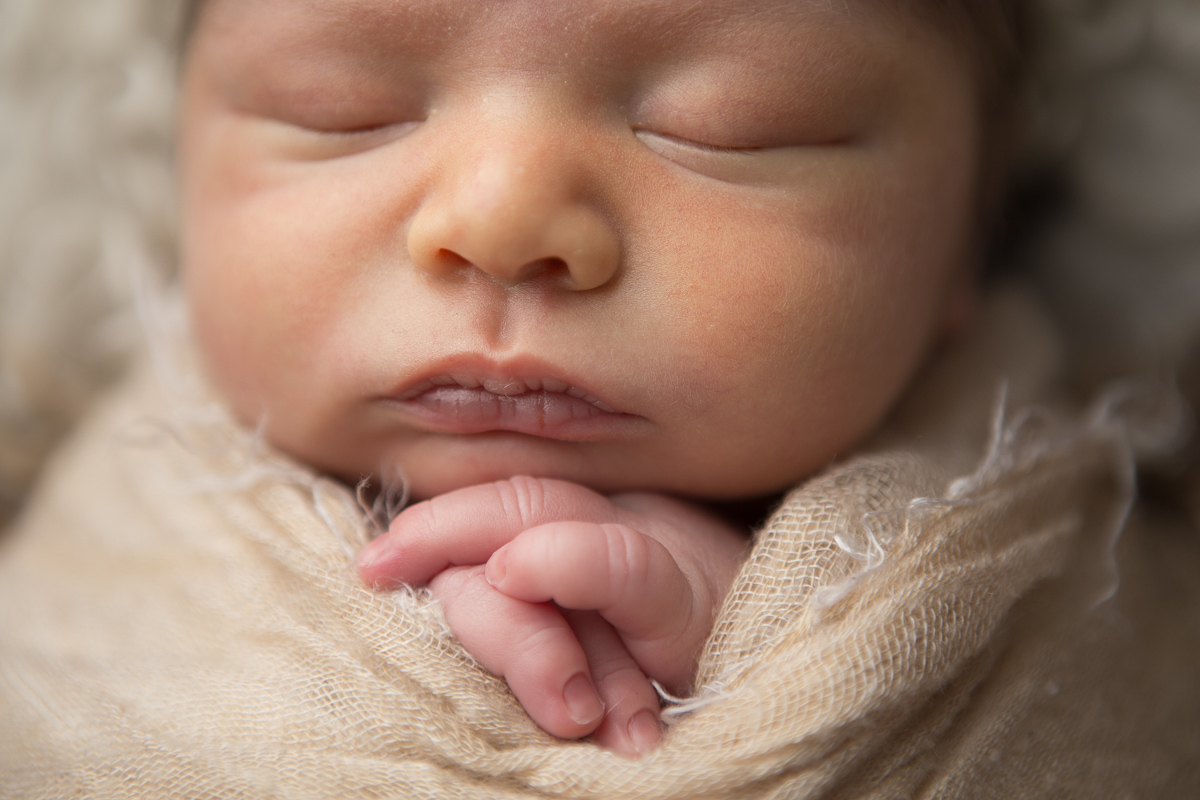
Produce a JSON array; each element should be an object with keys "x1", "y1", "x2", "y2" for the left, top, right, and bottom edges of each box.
[
  {"x1": 461, "y1": 131, "x2": 567, "y2": 250},
  {"x1": 407, "y1": 102, "x2": 621, "y2": 291}
]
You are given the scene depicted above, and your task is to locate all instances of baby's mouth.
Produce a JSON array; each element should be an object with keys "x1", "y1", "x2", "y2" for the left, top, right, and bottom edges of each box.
[{"x1": 388, "y1": 374, "x2": 631, "y2": 439}]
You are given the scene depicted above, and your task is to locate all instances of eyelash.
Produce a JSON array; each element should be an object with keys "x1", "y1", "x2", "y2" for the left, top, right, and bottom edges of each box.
[
  {"x1": 309, "y1": 120, "x2": 417, "y2": 136},
  {"x1": 311, "y1": 124, "x2": 755, "y2": 150},
  {"x1": 643, "y1": 129, "x2": 856, "y2": 156},
  {"x1": 636, "y1": 129, "x2": 764, "y2": 156}
]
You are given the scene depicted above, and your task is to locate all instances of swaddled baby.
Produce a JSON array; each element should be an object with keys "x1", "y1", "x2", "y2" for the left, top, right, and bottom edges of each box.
[{"x1": 178, "y1": 0, "x2": 1021, "y2": 758}]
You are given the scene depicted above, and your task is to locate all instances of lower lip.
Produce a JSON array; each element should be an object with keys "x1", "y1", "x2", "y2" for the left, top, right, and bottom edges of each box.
[{"x1": 386, "y1": 386, "x2": 639, "y2": 439}]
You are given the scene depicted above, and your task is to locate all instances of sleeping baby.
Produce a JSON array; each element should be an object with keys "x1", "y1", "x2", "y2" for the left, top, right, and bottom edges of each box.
[
  {"x1": 6, "y1": 0, "x2": 1198, "y2": 796},
  {"x1": 175, "y1": 0, "x2": 1022, "y2": 762},
  {"x1": 179, "y1": 0, "x2": 1011, "y2": 757}
]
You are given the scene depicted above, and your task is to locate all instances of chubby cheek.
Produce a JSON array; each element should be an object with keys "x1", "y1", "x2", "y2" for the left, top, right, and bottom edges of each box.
[
  {"x1": 182, "y1": 147, "x2": 369, "y2": 438},
  {"x1": 638, "y1": 162, "x2": 972, "y2": 491},
  {"x1": 655, "y1": 243, "x2": 888, "y2": 435}
]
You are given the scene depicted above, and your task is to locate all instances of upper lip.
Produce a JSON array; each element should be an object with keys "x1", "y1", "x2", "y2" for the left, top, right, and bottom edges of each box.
[{"x1": 384, "y1": 354, "x2": 626, "y2": 414}]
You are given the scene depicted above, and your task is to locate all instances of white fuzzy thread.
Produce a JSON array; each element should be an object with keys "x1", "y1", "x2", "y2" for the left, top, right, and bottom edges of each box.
[
  {"x1": 357, "y1": 469, "x2": 412, "y2": 538},
  {"x1": 812, "y1": 510, "x2": 897, "y2": 611},
  {"x1": 655, "y1": 663, "x2": 749, "y2": 722},
  {"x1": 812, "y1": 378, "x2": 1187, "y2": 614}
]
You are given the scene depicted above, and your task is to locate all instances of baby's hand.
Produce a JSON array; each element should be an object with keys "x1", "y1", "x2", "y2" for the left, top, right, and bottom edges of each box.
[{"x1": 357, "y1": 477, "x2": 748, "y2": 757}]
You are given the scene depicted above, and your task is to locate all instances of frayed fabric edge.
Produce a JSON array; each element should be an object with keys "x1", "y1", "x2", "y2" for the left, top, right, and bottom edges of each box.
[
  {"x1": 672, "y1": 379, "x2": 1188, "y2": 718},
  {"x1": 812, "y1": 377, "x2": 1188, "y2": 614}
]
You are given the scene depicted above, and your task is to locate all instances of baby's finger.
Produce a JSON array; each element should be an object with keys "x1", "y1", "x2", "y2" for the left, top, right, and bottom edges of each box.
[
  {"x1": 486, "y1": 521, "x2": 703, "y2": 688},
  {"x1": 429, "y1": 566, "x2": 607, "y2": 740},
  {"x1": 564, "y1": 610, "x2": 663, "y2": 758},
  {"x1": 358, "y1": 476, "x2": 619, "y2": 588}
]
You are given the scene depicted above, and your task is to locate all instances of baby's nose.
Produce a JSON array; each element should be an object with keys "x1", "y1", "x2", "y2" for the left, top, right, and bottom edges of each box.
[{"x1": 406, "y1": 137, "x2": 620, "y2": 291}]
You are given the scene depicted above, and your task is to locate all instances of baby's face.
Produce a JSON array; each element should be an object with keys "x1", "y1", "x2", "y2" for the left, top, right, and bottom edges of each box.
[{"x1": 180, "y1": 0, "x2": 981, "y2": 500}]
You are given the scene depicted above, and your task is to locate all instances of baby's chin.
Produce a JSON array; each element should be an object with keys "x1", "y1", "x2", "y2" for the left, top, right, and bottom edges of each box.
[
  {"x1": 374, "y1": 441, "x2": 656, "y2": 502},
  {"x1": 352, "y1": 437, "x2": 811, "y2": 504}
]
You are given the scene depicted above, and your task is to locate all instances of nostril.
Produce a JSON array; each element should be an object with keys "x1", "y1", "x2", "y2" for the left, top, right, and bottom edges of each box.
[
  {"x1": 535, "y1": 257, "x2": 569, "y2": 277},
  {"x1": 436, "y1": 249, "x2": 471, "y2": 270},
  {"x1": 425, "y1": 246, "x2": 589, "y2": 287},
  {"x1": 508, "y1": 257, "x2": 571, "y2": 286}
]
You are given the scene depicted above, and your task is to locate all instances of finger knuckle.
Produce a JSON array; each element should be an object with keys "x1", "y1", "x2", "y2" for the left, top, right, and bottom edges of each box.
[
  {"x1": 492, "y1": 475, "x2": 548, "y2": 528},
  {"x1": 596, "y1": 663, "x2": 651, "y2": 695},
  {"x1": 603, "y1": 524, "x2": 651, "y2": 598},
  {"x1": 509, "y1": 621, "x2": 572, "y2": 671},
  {"x1": 429, "y1": 564, "x2": 485, "y2": 599}
]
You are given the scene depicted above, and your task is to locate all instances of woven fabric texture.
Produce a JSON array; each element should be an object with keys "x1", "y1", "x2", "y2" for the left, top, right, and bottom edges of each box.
[{"x1": 2, "y1": 289, "x2": 1197, "y2": 798}]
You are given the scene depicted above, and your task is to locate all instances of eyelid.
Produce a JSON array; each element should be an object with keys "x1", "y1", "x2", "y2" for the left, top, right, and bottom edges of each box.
[
  {"x1": 288, "y1": 117, "x2": 423, "y2": 136},
  {"x1": 634, "y1": 129, "x2": 762, "y2": 155},
  {"x1": 305, "y1": 124, "x2": 405, "y2": 147},
  {"x1": 252, "y1": 116, "x2": 422, "y2": 161},
  {"x1": 235, "y1": 90, "x2": 427, "y2": 139},
  {"x1": 634, "y1": 129, "x2": 768, "y2": 181},
  {"x1": 633, "y1": 128, "x2": 859, "y2": 187}
]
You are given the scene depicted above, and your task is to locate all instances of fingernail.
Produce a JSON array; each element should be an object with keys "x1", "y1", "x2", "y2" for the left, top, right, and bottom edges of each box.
[
  {"x1": 627, "y1": 709, "x2": 662, "y2": 755},
  {"x1": 357, "y1": 538, "x2": 386, "y2": 570},
  {"x1": 563, "y1": 673, "x2": 605, "y2": 726},
  {"x1": 485, "y1": 545, "x2": 509, "y2": 587}
]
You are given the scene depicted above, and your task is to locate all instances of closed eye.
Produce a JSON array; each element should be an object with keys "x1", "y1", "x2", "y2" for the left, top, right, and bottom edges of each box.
[
  {"x1": 634, "y1": 129, "x2": 774, "y2": 182},
  {"x1": 249, "y1": 115, "x2": 422, "y2": 160},
  {"x1": 288, "y1": 118, "x2": 421, "y2": 137},
  {"x1": 634, "y1": 127, "x2": 857, "y2": 186},
  {"x1": 634, "y1": 129, "x2": 763, "y2": 155}
]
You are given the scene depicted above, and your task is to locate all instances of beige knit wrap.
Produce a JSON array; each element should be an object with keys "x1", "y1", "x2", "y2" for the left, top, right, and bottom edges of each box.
[{"x1": 2, "y1": 288, "x2": 1198, "y2": 797}]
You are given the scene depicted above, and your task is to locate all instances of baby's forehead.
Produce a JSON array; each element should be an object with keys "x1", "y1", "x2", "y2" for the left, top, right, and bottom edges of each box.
[
  {"x1": 192, "y1": 0, "x2": 942, "y2": 140},
  {"x1": 194, "y1": 0, "x2": 941, "y2": 94},
  {"x1": 196, "y1": 0, "x2": 915, "y2": 48}
]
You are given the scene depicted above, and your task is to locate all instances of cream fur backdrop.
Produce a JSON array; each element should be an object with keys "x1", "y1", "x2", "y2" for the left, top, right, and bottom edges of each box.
[
  {"x1": 0, "y1": 0, "x2": 181, "y2": 522},
  {"x1": 1, "y1": 0, "x2": 1200, "y2": 522}
]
